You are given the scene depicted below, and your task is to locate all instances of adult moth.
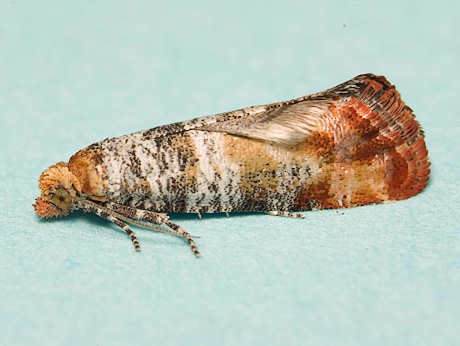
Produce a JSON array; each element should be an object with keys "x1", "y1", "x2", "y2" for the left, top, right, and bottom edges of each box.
[{"x1": 34, "y1": 74, "x2": 430, "y2": 257}]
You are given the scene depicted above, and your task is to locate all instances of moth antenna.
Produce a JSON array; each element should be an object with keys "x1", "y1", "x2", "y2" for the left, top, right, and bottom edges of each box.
[{"x1": 121, "y1": 218, "x2": 186, "y2": 237}]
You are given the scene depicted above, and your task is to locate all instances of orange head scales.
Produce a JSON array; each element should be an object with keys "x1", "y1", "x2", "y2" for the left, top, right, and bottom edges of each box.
[{"x1": 33, "y1": 162, "x2": 82, "y2": 218}]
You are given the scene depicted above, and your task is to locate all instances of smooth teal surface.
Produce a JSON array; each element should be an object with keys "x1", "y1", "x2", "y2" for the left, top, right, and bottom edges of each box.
[{"x1": 1, "y1": 1, "x2": 459, "y2": 345}]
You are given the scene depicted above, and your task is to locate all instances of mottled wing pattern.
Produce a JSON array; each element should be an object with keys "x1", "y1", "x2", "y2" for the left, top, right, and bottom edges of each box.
[
  {"x1": 195, "y1": 74, "x2": 429, "y2": 209},
  {"x1": 35, "y1": 73, "x2": 430, "y2": 255},
  {"x1": 67, "y1": 74, "x2": 429, "y2": 213},
  {"x1": 200, "y1": 73, "x2": 430, "y2": 209},
  {"x1": 295, "y1": 74, "x2": 430, "y2": 209}
]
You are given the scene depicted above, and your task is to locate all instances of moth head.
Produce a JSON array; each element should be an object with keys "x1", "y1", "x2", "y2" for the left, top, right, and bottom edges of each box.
[{"x1": 34, "y1": 162, "x2": 82, "y2": 218}]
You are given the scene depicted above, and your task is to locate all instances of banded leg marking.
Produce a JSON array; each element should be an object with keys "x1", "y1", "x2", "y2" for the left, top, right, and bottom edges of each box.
[
  {"x1": 107, "y1": 215, "x2": 141, "y2": 252},
  {"x1": 108, "y1": 202, "x2": 201, "y2": 257},
  {"x1": 81, "y1": 199, "x2": 200, "y2": 257},
  {"x1": 165, "y1": 220, "x2": 201, "y2": 258},
  {"x1": 88, "y1": 204, "x2": 141, "y2": 251}
]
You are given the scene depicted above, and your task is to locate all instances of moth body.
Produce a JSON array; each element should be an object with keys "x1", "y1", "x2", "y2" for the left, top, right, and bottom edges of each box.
[{"x1": 34, "y1": 74, "x2": 430, "y2": 256}]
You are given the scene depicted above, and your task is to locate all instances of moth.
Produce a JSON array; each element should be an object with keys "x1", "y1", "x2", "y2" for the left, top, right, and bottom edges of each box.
[{"x1": 34, "y1": 74, "x2": 430, "y2": 257}]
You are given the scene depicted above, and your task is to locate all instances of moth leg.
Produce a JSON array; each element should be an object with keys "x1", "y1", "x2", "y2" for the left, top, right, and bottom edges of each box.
[
  {"x1": 106, "y1": 215, "x2": 141, "y2": 252},
  {"x1": 164, "y1": 220, "x2": 200, "y2": 258},
  {"x1": 101, "y1": 202, "x2": 200, "y2": 257},
  {"x1": 119, "y1": 208, "x2": 199, "y2": 240},
  {"x1": 134, "y1": 210, "x2": 170, "y2": 224},
  {"x1": 265, "y1": 211, "x2": 305, "y2": 219}
]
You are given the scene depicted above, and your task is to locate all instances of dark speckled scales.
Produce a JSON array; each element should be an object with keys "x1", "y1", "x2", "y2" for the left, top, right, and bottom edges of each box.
[
  {"x1": 87, "y1": 130, "x2": 316, "y2": 213},
  {"x1": 34, "y1": 74, "x2": 430, "y2": 255},
  {"x1": 67, "y1": 74, "x2": 429, "y2": 215}
]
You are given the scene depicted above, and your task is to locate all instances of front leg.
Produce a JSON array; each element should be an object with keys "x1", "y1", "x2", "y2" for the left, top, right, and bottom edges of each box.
[
  {"x1": 89, "y1": 206, "x2": 141, "y2": 251},
  {"x1": 81, "y1": 199, "x2": 200, "y2": 256},
  {"x1": 106, "y1": 215, "x2": 141, "y2": 252},
  {"x1": 104, "y1": 201, "x2": 200, "y2": 257}
]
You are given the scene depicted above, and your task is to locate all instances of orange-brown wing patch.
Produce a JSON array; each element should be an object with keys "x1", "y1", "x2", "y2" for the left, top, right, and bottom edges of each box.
[{"x1": 294, "y1": 74, "x2": 430, "y2": 210}]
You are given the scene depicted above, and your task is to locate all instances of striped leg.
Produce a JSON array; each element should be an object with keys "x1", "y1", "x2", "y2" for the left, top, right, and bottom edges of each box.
[
  {"x1": 164, "y1": 220, "x2": 200, "y2": 258},
  {"x1": 82, "y1": 203, "x2": 141, "y2": 251},
  {"x1": 105, "y1": 202, "x2": 200, "y2": 257},
  {"x1": 82, "y1": 199, "x2": 200, "y2": 256},
  {"x1": 266, "y1": 211, "x2": 305, "y2": 219},
  {"x1": 106, "y1": 215, "x2": 141, "y2": 252}
]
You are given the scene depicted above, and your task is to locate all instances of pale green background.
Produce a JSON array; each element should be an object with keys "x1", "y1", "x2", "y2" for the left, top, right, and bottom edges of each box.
[{"x1": 1, "y1": 1, "x2": 459, "y2": 345}]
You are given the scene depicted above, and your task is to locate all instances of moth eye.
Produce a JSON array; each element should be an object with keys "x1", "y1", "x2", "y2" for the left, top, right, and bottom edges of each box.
[{"x1": 51, "y1": 188, "x2": 72, "y2": 210}]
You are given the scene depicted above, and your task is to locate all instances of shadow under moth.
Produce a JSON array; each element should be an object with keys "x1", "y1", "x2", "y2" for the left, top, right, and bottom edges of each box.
[{"x1": 34, "y1": 74, "x2": 430, "y2": 257}]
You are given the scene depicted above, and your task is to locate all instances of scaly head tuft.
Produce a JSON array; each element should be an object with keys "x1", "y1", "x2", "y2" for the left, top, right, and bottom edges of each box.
[{"x1": 34, "y1": 162, "x2": 82, "y2": 218}]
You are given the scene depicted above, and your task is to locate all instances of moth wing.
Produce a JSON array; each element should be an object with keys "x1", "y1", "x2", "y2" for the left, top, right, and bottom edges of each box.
[
  {"x1": 142, "y1": 73, "x2": 428, "y2": 202},
  {"x1": 192, "y1": 75, "x2": 369, "y2": 146},
  {"x1": 142, "y1": 75, "x2": 363, "y2": 145},
  {"x1": 195, "y1": 99, "x2": 332, "y2": 146},
  {"x1": 197, "y1": 73, "x2": 429, "y2": 202}
]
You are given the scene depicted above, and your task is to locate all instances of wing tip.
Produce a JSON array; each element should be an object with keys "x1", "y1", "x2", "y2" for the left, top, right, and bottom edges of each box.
[{"x1": 343, "y1": 74, "x2": 430, "y2": 200}]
